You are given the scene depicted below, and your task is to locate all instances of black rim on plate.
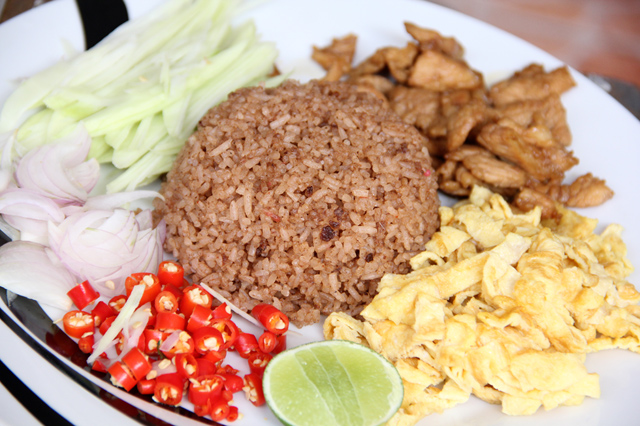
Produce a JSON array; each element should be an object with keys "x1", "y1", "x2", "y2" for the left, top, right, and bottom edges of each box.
[
  {"x1": 0, "y1": 287, "x2": 226, "y2": 426},
  {"x1": 75, "y1": 0, "x2": 130, "y2": 49}
]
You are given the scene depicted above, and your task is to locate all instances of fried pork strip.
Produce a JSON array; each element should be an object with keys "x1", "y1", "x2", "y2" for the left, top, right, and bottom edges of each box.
[{"x1": 312, "y1": 25, "x2": 613, "y2": 218}]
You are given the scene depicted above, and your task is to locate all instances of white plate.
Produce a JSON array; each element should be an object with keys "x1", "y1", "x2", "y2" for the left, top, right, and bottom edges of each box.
[{"x1": 1, "y1": 0, "x2": 639, "y2": 425}]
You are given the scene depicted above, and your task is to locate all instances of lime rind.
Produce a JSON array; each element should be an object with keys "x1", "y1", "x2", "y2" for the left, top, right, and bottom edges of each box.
[{"x1": 263, "y1": 339, "x2": 404, "y2": 426}]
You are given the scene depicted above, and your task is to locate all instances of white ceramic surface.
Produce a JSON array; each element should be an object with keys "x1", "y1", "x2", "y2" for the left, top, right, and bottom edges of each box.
[{"x1": 0, "y1": 0, "x2": 639, "y2": 425}]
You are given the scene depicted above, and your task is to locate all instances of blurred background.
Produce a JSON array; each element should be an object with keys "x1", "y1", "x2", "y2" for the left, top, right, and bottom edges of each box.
[
  {"x1": 430, "y1": 0, "x2": 640, "y2": 88},
  {"x1": 1, "y1": 0, "x2": 639, "y2": 88}
]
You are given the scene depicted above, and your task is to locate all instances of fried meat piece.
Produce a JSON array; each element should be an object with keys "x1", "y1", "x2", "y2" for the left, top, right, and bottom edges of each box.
[
  {"x1": 443, "y1": 144, "x2": 493, "y2": 162},
  {"x1": 461, "y1": 154, "x2": 527, "y2": 189},
  {"x1": 408, "y1": 50, "x2": 483, "y2": 91},
  {"x1": 563, "y1": 173, "x2": 614, "y2": 207},
  {"x1": 387, "y1": 85, "x2": 440, "y2": 132},
  {"x1": 383, "y1": 43, "x2": 420, "y2": 83},
  {"x1": 513, "y1": 173, "x2": 613, "y2": 219},
  {"x1": 446, "y1": 98, "x2": 489, "y2": 152},
  {"x1": 436, "y1": 147, "x2": 473, "y2": 196},
  {"x1": 477, "y1": 119, "x2": 578, "y2": 181},
  {"x1": 349, "y1": 47, "x2": 387, "y2": 78},
  {"x1": 404, "y1": 22, "x2": 464, "y2": 59},
  {"x1": 348, "y1": 43, "x2": 419, "y2": 84},
  {"x1": 437, "y1": 145, "x2": 525, "y2": 197},
  {"x1": 489, "y1": 64, "x2": 576, "y2": 107},
  {"x1": 496, "y1": 94, "x2": 572, "y2": 146},
  {"x1": 388, "y1": 86, "x2": 489, "y2": 156},
  {"x1": 311, "y1": 24, "x2": 613, "y2": 215},
  {"x1": 350, "y1": 74, "x2": 395, "y2": 95},
  {"x1": 349, "y1": 74, "x2": 396, "y2": 104},
  {"x1": 400, "y1": 23, "x2": 479, "y2": 91},
  {"x1": 529, "y1": 173, "x2": 614, "y2": 208},
  {"x1": 513, "y1": 187, "x2": 561, "y2": 219},
  {"x1": 312, "y1": 34, "x2": 358, "y2": 81},
  {"x1": 437, "y1": 164, "x2": 481, "y2": 197}
]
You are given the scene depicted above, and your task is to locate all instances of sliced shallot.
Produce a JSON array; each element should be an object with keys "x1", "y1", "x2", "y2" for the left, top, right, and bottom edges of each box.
[{"x1": 0, "y1": 241, "x2": 77, "y2": 310}]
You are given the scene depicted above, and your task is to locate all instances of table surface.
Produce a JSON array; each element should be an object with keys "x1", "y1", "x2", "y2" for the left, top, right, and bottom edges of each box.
[{"x1": 2, "y1": 0, "x2": 639, "y2": 88}]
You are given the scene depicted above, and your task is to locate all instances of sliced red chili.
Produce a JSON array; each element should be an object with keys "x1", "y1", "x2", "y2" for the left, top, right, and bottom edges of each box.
[
  {"x1": 188, "y1": 374, "x2": 224, "y2": 407},
  {"x1": 175, "y1": 353, "x2": 199, "y2": 379},
  {"x1": 209, "y1": 398, "x2": 230, "y2": 421},
  {"x1": 251, "y1": 304, "x2": 289, "y2": 335},
  {"x1": 154, "y1": 373, "x2": 184, "y2": 406},
  {"x1": 138, "y1": 332, "x2": 147, "y2": 352},
  {"x1": 180, "y1": 285, "x2": 213, "y2": 319},
  {"x1": 258, "y1": 330, "x2": 277, "y2": 353},
  {"x1": 161, "y1": 331, "x2": 194, "y2": 359},
  {"x1": 155, "y1": 312, "x2": 185, "y2": 331},
  {"x1": 122, "y1": 348, "x2": 152, "y2": 381},
  {"x1": 243, "y1": 373, "x2": 265, "y2": 406},
  {"x1": 154, "y1": 290, "x2": 178, "y2": 314},
  {"x1": 209, "y1": 318, "x2": 239, "y2": 350},
  {"x1": 91, "y1": 301, "x2": 115, "y2": 328},
  {"x1": 78, "y1": 333, "x2": 94, "y2": 354},
  {"x1": 248, "y1": 352, "x2": 272, "y2": 378},
  {"x1": 109, "y1": 295, "x2": 127, "y2": 313},
  {"x1": 221, "y1": 388, "x2": 233, "y2": 402},
  {"x1": 222, "y1": 384, "x2": 235, "y2": 406},
  {"x1": 219, "y1": 373, "x2": 243, "y2": 393},
  {"x1": 193, "y1": 326, "x2": 224, "y2": 355},
  {"x1": 67, "y1": 280, "x2": 100, "y2": 310},
  {"x1": 203, "y1": 348, "x2": 227, "y2": 364},
  {"x1": 99, "y1": 315, "x2": 117, "y2": 335},
  {"x1": 234, "y1": 332, "x2": 259, "y2": 359},
  {"x1": 115, "y1": 330, "x2": 146, "y2": 356},
  {"x1": 162, "y1": 283, "x2": 183, "y2": 300},
  {"x1": 216, "y1": 364, "x2": 239, "y2": 376},
  {"x1": 196, "y1": 357, "x2": 218, "y2": 377},
  {"x1": 146, "y1": 306, "x2": 157, "y2": 329},
  {"x1": 143, "y1": 329, "x2": 167, "y2": 355},
  {"x1": 193, "y1": 400, "x2": 212, "y2": 417},
  {"x1": 115, "y1": 332, "x2": 126, "y2": 355},
  {"x1": 272, "y1": 333, "x2": 287, "y2": 354},
  {"x1": 211, "y1": 303, "x2": 232, "y2": 320},
  {"x1": 62, "y1": 310, "x2": 94, "y2": 339},
  {"x1": 136, "y1": 378, "x2": 156, "y2": 395},
  {"x1": 92, "y1": 359, "x2": 108, "y2": 373},
  {"x1": 157, "y1": 261, "x2": 185, "y2": 287},
  {"x1": 186, "y1": 305, "x2": 212, "y2": 333},
  {"x1": 108, "y1": 361, "x2": 137, "y2": 391},
  {"x1": 226, "y1": 405, "x2": 239, "y2": 422},
  {"x1": 125, "y1": 273, "x2": 161, "y2": 307}
]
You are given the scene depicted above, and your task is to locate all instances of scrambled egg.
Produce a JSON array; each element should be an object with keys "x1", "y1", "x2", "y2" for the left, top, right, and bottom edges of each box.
[{"x1": 324, "y1": 186, "x2": 639, "y2": 426}]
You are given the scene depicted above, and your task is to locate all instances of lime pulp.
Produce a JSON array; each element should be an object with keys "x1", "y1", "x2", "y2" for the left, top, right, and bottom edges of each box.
[{"x1": 262, "y1": 339, "x2": 404, "y2": 426}]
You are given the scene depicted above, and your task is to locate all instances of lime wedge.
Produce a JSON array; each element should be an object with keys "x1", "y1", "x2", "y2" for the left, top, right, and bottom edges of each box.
[{"x1": 263, "y1": 340, "x2": 403, "y2": 426}]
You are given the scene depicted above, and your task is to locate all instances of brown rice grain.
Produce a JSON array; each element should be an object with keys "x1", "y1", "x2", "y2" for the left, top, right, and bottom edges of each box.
[{"x1": 154, "y1": 80, "x2": 440, "y2": 326}]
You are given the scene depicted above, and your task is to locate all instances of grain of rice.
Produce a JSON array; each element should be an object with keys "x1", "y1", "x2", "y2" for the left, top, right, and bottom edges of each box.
[
  {"x1": 154, "y1": 80, "x2": 439, "y2": 326},
  {"x1": 352, "y1": 225, "x2": 377, "y2": 235},
  {"x1": 361, "y1": 273, "x2": 382, "y2": 281},
  {"x1": 302, "y1": 159, "x2": 322, "y2": 170},
  {"x1": 270, "y1": 113, "x2": 291, "y2": 129},
  {"x1": 210, "y1": 139, "x2": 232, "y2": 157}
]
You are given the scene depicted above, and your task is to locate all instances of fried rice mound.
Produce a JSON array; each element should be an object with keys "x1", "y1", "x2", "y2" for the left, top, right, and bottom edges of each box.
[{"x1": 154, "y1": 79, "x2": 440, "y2": 326}]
